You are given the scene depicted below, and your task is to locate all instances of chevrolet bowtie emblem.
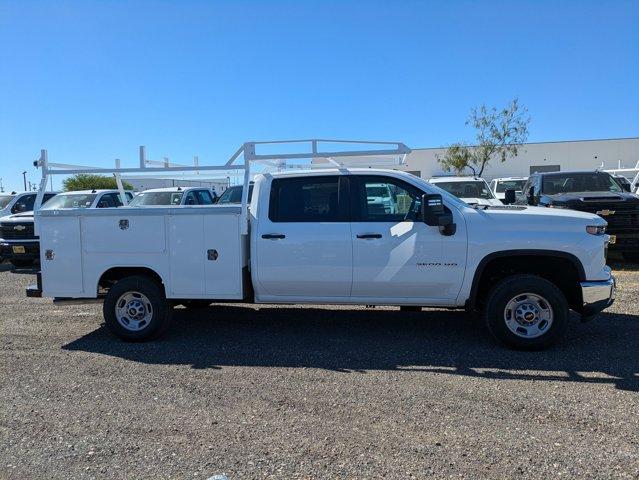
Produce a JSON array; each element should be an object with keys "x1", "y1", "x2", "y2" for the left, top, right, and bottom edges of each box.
[
  {"x1": 14, "y1": 225, "x2": 26, "y2": 231},
  {"x1": 596, "y1": 210, "x2": 615, "y2": 216}
]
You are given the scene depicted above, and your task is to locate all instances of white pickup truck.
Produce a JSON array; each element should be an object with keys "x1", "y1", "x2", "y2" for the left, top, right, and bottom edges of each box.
[{"x1": 28, "y1": 162, "x2": 616, "y2": 349}]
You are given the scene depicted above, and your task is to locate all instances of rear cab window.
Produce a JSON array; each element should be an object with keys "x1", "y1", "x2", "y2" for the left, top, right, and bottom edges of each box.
[{"x1": 268, "y1": 176, "x2": 346, "y2": 222}]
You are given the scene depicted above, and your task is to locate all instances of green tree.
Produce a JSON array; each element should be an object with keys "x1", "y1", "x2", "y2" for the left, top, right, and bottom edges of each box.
[
  {"x1": 438, "y1": 98, "x2": 530, "y2": 177},
  {"x1": 62, "y1": 174, "x2": 133, "y2": 192}
]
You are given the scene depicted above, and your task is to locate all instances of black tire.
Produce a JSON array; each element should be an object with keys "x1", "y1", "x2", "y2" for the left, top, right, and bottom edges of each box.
[
  {"x1": 103, "y1": 275, "x2": 172, "y2": 341},
  {"x1": 622, "y1": 252, "x2": 639, "y2": 264},
  {"x1": 483, "y1": 274, "x2": 569, "y2": 350},
  {"x1": 10, "y1": 259, "x2": 34, "y2": 269}
]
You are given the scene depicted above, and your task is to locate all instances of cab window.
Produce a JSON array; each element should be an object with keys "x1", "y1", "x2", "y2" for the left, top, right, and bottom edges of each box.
[
  {"x1": 11, "y1": 194, "x2": 36, "y2": 213},
  {"x1": 195, "y1": 190, "x2": 214, "y2": 205},
  {"x1": 352, "y1": 176, "x2": 422, "y2": 222},
  {"x1": 269, "y1": 176, "x2": 344, "y2": 222}
]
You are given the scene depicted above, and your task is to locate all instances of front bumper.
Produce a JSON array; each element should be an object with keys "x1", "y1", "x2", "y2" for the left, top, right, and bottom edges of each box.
[
  {"x1": 580, "y1": 276, "x2": 616, "y2": 317},
  {"x1": 0, "y1": 240, "x2": 40, "y2": 261}
]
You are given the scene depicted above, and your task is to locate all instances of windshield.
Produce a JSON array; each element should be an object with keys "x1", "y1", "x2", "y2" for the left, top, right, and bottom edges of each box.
[
  {"x1": 542, "y1": 173, "x2": 623, "y2": 194},
  {"x1": 41, "y1": 194, "x2": 97, "y2": 209},
  {"x1": 129, "y1": 191, "x2": 184, "y2": 206},
  {"x1": 217, "y1": 185, "x2": 254, "y2": 204},
  {"x1": 496, "y1": 180, "x2": 527, "y2": 193},
  {"x1": 0, "y1": 195, "x2": 14, "y2": 209},
  {"x1": 434, "y1": 181, "x2": 494, "y2": 200}
]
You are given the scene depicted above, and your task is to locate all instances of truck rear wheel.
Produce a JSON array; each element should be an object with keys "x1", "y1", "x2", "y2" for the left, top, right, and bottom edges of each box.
[
  {"x1": 483, "y1": 274, "x2": 569, "y2": 350},
  {"x1": 103, "y1": 275, "x2": 172, "y2": 341}
]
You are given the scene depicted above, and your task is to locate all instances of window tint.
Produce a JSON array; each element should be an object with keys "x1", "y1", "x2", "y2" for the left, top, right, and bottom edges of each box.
[
  {"x1": 184, "y1": 192, "x2": 197, "y2": 205},
  {"x1": 542, "y1": 173, "x2": 622, "y2": 194},
  {"x1": 97, "y1": 195, "x2": 115, "y2": 208},
  {"x1": 195, "y1": 190, "x2": 214, "y2": 205},
  {"x1": 269, "y1": 176, "x2": 342, "y2": 222},
  {"x1": 353, "y1": 176, "x2": 423, "y2": 222},
  {"x1": 12, "y1": 194, "x2": 36, "y2": 213}
]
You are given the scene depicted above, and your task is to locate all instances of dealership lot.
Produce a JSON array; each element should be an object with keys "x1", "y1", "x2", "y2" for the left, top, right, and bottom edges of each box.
[{"x1": 1, "y1": 265, "x2": 638, "y2": 479}]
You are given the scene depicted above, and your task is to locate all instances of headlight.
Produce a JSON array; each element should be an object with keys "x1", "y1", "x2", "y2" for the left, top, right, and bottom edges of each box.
[{"x1": 586, "y1": 225, "x2": 606, "y2": 235}]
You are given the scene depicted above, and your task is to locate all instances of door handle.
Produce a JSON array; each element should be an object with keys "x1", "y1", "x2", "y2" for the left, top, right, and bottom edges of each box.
[
  {"x1": 356, "y1": 234, "x2": 382, "y2": 239},
  {"x1": 261, "y1": 234, "x2": 286, "y2": 239}
]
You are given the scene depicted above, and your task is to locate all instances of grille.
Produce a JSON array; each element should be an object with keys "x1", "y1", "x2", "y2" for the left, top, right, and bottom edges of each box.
[
  {"x1": 0, "y1": 222, "x2": 36, "y2": 240},
  {"x1": 577, "y1": 203, "x2": 639, "y2": 234}
]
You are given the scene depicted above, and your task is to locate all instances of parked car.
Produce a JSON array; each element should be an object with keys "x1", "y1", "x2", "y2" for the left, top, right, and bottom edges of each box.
[
  {"x1": 0, "y1": 189, "x2": 132, "y2": 269},
  {"x1": 30, "y1": 168, "x2": 614, "y2": 350},
  {"x1": 429, "y1": 176, "x2": 503, "y2": 206},
  {"x1": 128, "y1": 187, "x2": 216, "y2": 206},
  {"x1": 0, "y1": 191, "x2": 57, "y2": 264},
  {"x1": 518, "y1": 170, "x2": 639, "y2": 263},
  {"x1": 489, "y1": 177, "x2": 528, "y2": 203},
  {"x1": 216, "y1": 183, "x2": 254, "y2": 204}
]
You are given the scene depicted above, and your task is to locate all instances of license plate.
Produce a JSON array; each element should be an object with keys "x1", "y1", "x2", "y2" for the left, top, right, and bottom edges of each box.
[
  {"x1": 609, "y1": 235, "x2": 616, "y2": 244},
  {"x1": 12, "y1": 245, "x2": 25, "y2": 254}
]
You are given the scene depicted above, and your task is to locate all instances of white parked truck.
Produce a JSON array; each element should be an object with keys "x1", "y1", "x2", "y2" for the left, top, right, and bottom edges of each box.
[{"x1": 27, "y1": 140, "x2": 615, "y2": 349}]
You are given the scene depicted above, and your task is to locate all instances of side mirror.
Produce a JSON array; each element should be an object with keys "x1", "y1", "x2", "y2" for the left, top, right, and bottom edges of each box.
[
  {"x1": 504, "y1": 189, "x2": 516, "y2": 205},
  {"x1": 527, "y1": 186, "x2": 535, "y2": 205},
  {"x1": 421, "y1": 194, "x2": 456, "y2": 236}
]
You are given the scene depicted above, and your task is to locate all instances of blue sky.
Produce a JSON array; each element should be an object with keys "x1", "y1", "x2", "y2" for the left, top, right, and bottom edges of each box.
[{"x1": 1, "y1": 0, "x2": 638, "y2": 191}]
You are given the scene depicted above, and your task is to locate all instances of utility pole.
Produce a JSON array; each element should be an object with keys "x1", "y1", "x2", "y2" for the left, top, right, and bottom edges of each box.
[{"x1": 22, "y1": 171, "x2": 27, "y2": 191}]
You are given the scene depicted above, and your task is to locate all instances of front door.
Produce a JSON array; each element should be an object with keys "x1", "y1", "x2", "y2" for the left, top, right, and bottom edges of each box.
[
  {"x1": 350, "y1": 175, "x2": 466, "y2": 302},
  {"x1": 255, "y1": 175, "x2": 352, "y2": 298}
]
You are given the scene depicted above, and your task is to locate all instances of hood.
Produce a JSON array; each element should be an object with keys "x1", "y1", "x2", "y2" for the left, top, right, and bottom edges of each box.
[
  {"x1": 462, "y1": 197, "x2": 503, "y2": 207},
  {"x1": 546, "y1": 191, "x2": 639, "y2": 204},
  {"x1": 481, "y1": 205, "x2": 606, "y2": 225},
  {"x1": 0, "y1": 211, "x2": 34, "y2": 223}
]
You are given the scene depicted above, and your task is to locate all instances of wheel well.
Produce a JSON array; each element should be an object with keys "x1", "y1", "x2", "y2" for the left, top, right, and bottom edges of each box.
[
  {"x1": 98, "y1": 267, "x2": 164, "y2": 295},
  {"x1": 471, "y1": 254, "x2": 583, "y2": 311}
]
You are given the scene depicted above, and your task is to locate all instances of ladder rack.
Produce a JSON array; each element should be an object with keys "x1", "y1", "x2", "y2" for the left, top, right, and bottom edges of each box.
[{"x1": 33, "y1": 139, "x2": 411, "y2": 234}]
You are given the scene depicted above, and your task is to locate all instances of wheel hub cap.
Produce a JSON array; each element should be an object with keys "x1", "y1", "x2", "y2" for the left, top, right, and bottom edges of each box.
[
  {"x1": 115, "y1": 291, "x2": 153, "y2": 332},
  {"x1": 504, "y1": 293, "x2": 554, "y2": 339}
]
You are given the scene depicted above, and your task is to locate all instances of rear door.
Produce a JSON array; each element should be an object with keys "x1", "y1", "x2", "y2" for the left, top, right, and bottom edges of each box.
[
  {"x1": 255, "y1": 175, "x2": 352, "y2": 298},
  {"x1": 350, "y1": 175, "x2": 466, "y2": 301}
]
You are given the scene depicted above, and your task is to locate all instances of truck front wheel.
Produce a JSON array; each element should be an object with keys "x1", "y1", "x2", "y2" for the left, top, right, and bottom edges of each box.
[
  {"x1": 484, "y1": 274, "x2": 569, "y2": 350},
  {"x1": 103, "y1": 275, "x2": 172, "y2": 341}
]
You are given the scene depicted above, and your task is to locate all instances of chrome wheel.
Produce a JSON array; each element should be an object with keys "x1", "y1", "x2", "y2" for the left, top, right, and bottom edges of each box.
[
  {"x1": 115, "y1": 291, "x2": 153, "y2": 332},
  {"x1": 503, "y1": 292, "x2": 554, "y2": 339}
]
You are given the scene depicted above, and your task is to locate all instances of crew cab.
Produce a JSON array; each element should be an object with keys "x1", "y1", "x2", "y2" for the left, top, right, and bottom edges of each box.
[
  {"x1": 518, "y1": 170, "x2": 639, "y2": 263},
  {"x1": 128, "y1": 187, "x2": 217, "y2": 207},
  {"x1": 1, "y1": 189, "x2": 132, "y2": 268},
  {"x1": 29, "y1": 168, "x2": 615, "y2": 350},
  {"x1": 429, "y1": 176, "x2": 503, "y2": 206}
]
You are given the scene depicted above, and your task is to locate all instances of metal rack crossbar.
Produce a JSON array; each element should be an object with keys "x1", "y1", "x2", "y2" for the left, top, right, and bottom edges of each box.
[{"x1": 33, "y1": 139, "x2": 411, "y2": 234}]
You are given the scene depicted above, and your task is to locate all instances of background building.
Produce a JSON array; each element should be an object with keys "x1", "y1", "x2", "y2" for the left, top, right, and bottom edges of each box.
[
  {"x1": 313, "y1": 137, "x2": 639, "y2": 181},
  {"x1": 398, "y1": 137, "x2": 639, "y2": 180}
]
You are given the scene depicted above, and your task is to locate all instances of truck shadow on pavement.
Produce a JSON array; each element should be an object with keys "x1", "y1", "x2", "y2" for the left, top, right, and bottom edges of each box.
[{"x1": 63, "y1": 306, "x2": 639, "y2": 392}]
